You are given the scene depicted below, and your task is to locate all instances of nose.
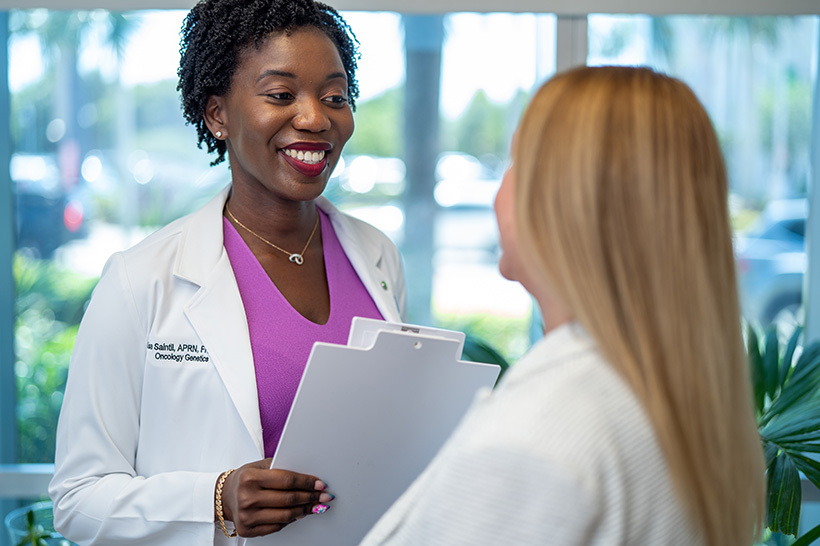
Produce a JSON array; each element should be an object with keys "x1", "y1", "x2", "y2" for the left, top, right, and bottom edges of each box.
[{"x1": 292, "y1": 98, "x2": 331, "y2": 133}]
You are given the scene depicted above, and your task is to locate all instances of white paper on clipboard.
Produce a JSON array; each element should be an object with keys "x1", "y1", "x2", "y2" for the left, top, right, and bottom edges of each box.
[
  {"x1": 346, "y1": 316, "x2": 466, "y2": 351},
  {"x1": 256, "y1": 318, "x2": 501, "y2": 546}
]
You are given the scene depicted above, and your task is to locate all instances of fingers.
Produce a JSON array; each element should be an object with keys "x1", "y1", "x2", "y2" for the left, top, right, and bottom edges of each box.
[
  {"x1": 235, "y1": 487, "x2": 330, "y2": 512},
  {"x1": 234, "y1": 462, "x2": 326, "y2": 494},
  {"x1": 233, "y1": 498, "x2": 333, "y2": 537},
  {"x1": 223, "y1": 462, "x2": 335, "y2": 538},
  {"x1": 234, "y1": 503, "x2": 332, "y2": 537},
  {"x1": 263, "y1": 468, "x2": 327, "y2": 493}
]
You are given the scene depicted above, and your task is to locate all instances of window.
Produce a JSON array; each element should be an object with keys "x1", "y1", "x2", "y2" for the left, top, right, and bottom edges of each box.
[
  {"x1": 2, "y1": 7, "x2": 819, "y2": 544},
  {"x1": 8, "y1": 9, "x2": 555, "y2": 466},
  {"x1": 589, "y1": 14, "x2": 818, "y2": 340}
]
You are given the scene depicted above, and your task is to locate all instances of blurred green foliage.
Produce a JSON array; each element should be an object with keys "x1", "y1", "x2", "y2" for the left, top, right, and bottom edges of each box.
[
  {"x1": 346, "y1": 87, "x2": 404, "y2": 158},
  {"x1": 14, "y1": 252, "x2": 96, "y2": 463},
  {"x1": 434, "y1": 311, "x2": 532, "y2": 365},
  {"x1": 749, "y1": 325, "x2": 820, "y2": 545}
]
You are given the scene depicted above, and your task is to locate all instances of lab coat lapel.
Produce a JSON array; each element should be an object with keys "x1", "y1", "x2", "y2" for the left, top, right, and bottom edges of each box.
[
  {"x1": 317, "y1": 197, "x2": 403, "y2": 322},
  {"x1": 174, "y1": 185, "x2": 265, "y2": 457}
]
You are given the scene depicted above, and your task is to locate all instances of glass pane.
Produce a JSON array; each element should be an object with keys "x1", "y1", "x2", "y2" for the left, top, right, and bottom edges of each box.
[
  {"x1": 9, "y1": 9, "x2": 555, "y2": 464},
  {"x1": 432, "y1": 13, "x2": 555, "y2": 360},
  {"x1": 10, "y1": 9, "x2": 204, "y2": 464},
  {"x1": 588, "y1": 14, "x2": 819, "y2": 342}
]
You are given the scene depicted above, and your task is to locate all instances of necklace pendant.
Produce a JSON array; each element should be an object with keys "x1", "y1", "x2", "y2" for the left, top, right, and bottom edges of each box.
[{"x1": 289, "y1": 253, "x2": 304, "y2": 265}]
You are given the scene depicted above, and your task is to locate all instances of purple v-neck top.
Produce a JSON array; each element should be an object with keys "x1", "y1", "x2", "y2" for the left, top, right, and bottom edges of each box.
[{"x1": 223, "y1": 209, "x2": 383, "y2": 457}]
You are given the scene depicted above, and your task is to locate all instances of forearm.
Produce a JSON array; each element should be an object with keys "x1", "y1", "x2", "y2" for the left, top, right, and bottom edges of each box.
[{"x1": 51, "y1": 469, "x2": 221, "y2": 544}]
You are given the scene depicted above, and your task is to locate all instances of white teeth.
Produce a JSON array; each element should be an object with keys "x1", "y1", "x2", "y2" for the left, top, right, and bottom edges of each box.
[{"x1": 284, "y1": 149, "x2": 325, "y2": 165}]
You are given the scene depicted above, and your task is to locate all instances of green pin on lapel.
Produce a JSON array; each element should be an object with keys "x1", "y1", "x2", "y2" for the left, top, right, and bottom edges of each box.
[{"x1": 381, "y1": 281, "x2": 388, "y2": 290}]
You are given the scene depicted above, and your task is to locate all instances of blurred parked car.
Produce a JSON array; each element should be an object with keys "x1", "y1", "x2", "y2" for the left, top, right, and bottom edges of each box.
[
  {"x1": 12, "y1": 153, "x2": 89, "y2": 258},
  {"x1": 734, "y1": 198, "x2": 806, "y2": 335}
]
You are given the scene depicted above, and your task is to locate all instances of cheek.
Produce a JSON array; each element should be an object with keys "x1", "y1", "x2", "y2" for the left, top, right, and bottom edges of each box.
[
  {"x1": 336, "y1": 109, "x2": 355, "y2": 145},
  {"x1": 495, "y1": 173, "x2": 521, "y2": 281}
]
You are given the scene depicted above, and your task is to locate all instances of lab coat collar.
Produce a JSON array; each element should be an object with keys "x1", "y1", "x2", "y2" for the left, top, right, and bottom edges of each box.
[
  {"x1": 172, "y1": 185, "x2": 392, "y2": 306},
  {"x1": 170, "y1": 184, "x2": 400, "y2": 457},
  {"x1": 173, "y1": 184, "x2": 232, "y2": 286},
  {"x1": 314, "y1": 196, "x2": 403, "y2": 322}
]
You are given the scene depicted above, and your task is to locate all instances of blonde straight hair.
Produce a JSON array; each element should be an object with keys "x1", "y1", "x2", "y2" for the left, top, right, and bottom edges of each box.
[{"x1": 514, "y1": 66, "x2": 765, "y2": 545}]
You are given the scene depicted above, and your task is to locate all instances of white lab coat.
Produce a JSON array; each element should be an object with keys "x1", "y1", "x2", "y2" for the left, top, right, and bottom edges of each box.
[{"x1": 49, "y1": 184, "x2": 406, "y2": 545}]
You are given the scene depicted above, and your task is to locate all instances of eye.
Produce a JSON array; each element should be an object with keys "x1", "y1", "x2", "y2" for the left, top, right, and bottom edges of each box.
[
  {"x1": 266, "y1": 92, "x2": 294, "y2": 102},
  {"x1": 323, "y1": 95, "x2": 349, "y2": 107}
]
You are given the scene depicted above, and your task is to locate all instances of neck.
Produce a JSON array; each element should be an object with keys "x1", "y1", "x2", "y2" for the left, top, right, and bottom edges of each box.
[{"x1": 225, "y1": 191, "x2": 319, "y2": 241}]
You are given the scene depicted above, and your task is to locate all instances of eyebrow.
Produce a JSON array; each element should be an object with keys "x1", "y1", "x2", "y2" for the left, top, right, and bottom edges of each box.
[{"x1": 256, "y1": 69, "x2": 348, "y2": 83}]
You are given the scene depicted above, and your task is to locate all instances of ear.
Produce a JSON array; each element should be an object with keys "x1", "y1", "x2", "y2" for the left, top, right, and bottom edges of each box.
[{"x1": 204, "y1": 95, "x2": 227, "y2": 138}]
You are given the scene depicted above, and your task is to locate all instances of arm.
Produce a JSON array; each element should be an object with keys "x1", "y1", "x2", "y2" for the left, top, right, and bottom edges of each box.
[
  {"x1": 49, "y1": 254, "x2": 219, "y2": 544},
  {"x1": 50, "y1": 254, "x2": 336, "y2": 544}
]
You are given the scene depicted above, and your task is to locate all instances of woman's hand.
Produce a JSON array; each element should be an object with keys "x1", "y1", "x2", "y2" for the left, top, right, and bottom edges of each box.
[{"x1": 216, "y1": 458, "x2": 334, "y2": 537}]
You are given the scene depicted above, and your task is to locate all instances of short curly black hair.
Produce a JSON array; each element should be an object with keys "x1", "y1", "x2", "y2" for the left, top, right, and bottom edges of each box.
[{"x1": 177, "y1": 0, "x2": 360, "y2": 166}]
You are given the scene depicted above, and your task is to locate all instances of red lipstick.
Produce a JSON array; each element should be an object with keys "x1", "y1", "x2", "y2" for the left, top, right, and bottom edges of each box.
[{"x1": 280, "y1": 143, "x2": 331, "y2": 178}]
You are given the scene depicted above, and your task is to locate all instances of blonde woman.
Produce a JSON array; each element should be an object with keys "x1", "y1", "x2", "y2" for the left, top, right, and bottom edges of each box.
[{"x1": 361, "y1": 66, "x2": 764, "y2": 546}]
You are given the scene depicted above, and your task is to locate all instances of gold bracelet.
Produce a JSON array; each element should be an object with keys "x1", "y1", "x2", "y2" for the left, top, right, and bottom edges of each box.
[{"x1": 216, "y1": 469, "x2": 237, "y2": 538}]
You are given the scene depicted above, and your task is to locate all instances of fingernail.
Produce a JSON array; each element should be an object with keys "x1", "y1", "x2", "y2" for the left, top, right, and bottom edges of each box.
[
  {"x1": 312, "y1": 504, "x2": 330, "y2": 515},
  {"x1": 314, "y1": 480, "x2": 327, "y2": 491},
  {"x1": 319, "y1": 492, "x2": 335, "y2": 503}
]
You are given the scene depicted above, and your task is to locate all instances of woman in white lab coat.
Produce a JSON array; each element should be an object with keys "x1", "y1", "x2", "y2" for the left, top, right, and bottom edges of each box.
[{"x1": 49, "y1": 1, "x2": 406, "y2": 544}]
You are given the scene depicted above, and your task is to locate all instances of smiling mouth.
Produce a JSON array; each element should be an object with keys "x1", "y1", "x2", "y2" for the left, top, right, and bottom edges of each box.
[
  {"x1": 280, "y1": 147, "x2": 330, "y2": 177},
  {"x1": 282, "y1": 148, "x2": 326, "y2": 165}
]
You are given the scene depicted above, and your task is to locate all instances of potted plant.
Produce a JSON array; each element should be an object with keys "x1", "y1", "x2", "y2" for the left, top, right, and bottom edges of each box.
[
  {"x1": 4, "y1": 501, "x2": 75, "y2": 546},
  {"x1": 749, "y1": 325, "x2": 820, "y2": 545}
]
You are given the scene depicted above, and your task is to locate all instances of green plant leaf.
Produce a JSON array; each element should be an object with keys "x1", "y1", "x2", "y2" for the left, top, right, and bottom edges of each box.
[
  {"x1": 780, "y1": 326, "x2": 803, "y2": 388},
  {"x1": 777, "y1": 443, "x2": 820, "y2": 454},
  {"x1": 767, "y1": 454, "x2": 802, "y2": 536},
  {"x1": 748, "y1": 324, "x2": 766, "y2": 415},
  {"x1": 788, "y1": 452, "x2": 820, "y2": 491},
  {"x1": 761, "y1": 402, "x2": 820, "y2": 441},
  {"x1": 792, "y1": 341, "x2": 820, "y2": 380},
  {"x1": 763, "y1": 327, "x2": 780, "y2": 399},
  {"x1": 761, "y1": 353, "x2": 820, "y2": 427},
  {"x1": 763, "y1": 440, "x2": 778, "y2": 469},
  {"x1": 792, "y1": 522, "x2": 820, "y2": 546}
]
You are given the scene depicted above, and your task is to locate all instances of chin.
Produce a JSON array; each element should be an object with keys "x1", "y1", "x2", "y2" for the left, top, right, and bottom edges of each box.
[{"x1": 497, "y1": 259, "x2": 518, "y2": 283}]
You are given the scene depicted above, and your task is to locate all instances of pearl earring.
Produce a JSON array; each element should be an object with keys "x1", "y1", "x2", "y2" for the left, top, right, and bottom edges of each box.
[{"x1": 215, "y1": 131, "x2": 222, "y2": 138}]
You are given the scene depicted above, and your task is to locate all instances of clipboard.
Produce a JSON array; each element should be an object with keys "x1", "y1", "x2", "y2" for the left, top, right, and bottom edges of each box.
[{"x1": 259, "y1": 318, "x2": 501, "y2": 545}]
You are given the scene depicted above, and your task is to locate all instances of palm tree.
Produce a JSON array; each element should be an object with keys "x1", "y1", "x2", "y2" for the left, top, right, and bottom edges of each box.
[{"x1": 12, "y1": 10, "x2": 138, "y2": 188}]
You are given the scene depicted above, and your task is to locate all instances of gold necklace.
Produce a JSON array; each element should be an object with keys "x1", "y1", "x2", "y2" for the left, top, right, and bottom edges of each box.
[{"x1": 225, "y1": 203, "x2": 319, "y2": 266}]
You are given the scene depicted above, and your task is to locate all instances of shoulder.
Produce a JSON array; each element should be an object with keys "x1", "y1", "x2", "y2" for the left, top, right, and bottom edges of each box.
[
  {"x1": 465, "y1": 341, "x2": 645, "y2": 482},
  {"x1": 96, "y1": 195, "x2": 222, "y2": 302},
  {"x1": 104, "y1": 184, "x2": 229, "y2": 283},
  {"x1": 460, "y1": 328, "x2": 698, "y2": 541},
  {"x1": 101, "y1": 216, "x2": 187, "y2": 284},
  {"x1": 486, "y1": 331, "x2": 642, "y2": 443},
  {"x1": 452, "y1": 326, "x2": 668, "y2": 493}
]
